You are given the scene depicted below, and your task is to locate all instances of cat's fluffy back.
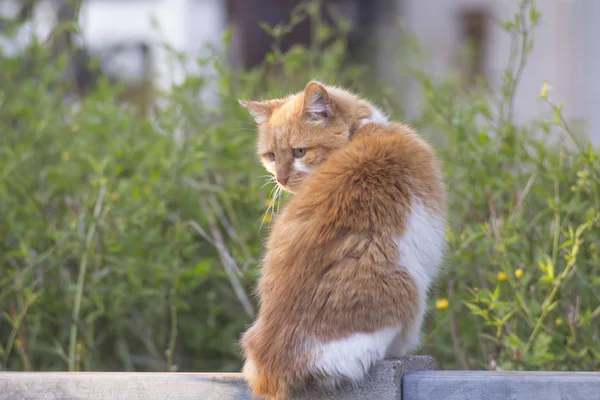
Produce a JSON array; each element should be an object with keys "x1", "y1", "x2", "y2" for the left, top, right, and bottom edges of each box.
[{"x1": 241, "y1": 121, "x2": 446, "y2": 399}]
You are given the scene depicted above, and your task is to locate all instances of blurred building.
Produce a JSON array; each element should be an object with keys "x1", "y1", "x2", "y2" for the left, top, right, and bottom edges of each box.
[
  {"x1": 4, "y1": 0, "x2": 599, "y2": 143},
  {"x1": 79, "y1": 0, "x2": 226, "y2": 94}
]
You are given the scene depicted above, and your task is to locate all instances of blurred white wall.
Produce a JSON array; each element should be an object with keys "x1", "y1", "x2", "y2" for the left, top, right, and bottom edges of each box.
[
  {"x1": 572, "y1": 0, "x2": 600, "y2": 146},
  {"x1": 79, "y1": 0, "x2": 226, "y2": 94},
  {"x1": 398, "y1": 0, "x2": 600, "y2": 144}
]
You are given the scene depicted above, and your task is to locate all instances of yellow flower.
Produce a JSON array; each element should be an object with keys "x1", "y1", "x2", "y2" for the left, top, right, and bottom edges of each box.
[
  {"x1": 435, "y1": 298, "x2": 449, "y2": 310},
  {"x1": 555, "y1": 318, "x2": 564, "y2": 326},
  {"x1": 263, "y1": 214, "x2": 272, "y2": 223},
  {"x1": 497, "y1": 271, "x2": 508, "y2": 281},
  {"x1": 540, "y1": 81, "x2": 551, "y2": 99},
  {"x1": 76, "y1": 341, "x2": 84, "y2": 354},
  {"x1": 515, "y1": 268, "x2": 524, "y2": 279}
]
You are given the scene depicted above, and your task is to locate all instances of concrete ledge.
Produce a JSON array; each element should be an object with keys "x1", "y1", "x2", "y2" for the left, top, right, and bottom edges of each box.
[
  {"x1": 4, "y1": 358, "x2": 600, "y2": 399},
  {"x1": 403, "y1": 370, "x2": 600, "y2": 400},
  {"x1": 0, "y1": 356, "x2": 433, "y2": 400},
  {"x1": 293, "y1": 356, "x2": 434, "y2": 399}
]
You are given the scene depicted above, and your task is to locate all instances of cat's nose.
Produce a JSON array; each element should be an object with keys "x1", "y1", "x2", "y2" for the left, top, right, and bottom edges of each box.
[{"x1": 277, "y1": 176, "x2": 289, "y2": 185}]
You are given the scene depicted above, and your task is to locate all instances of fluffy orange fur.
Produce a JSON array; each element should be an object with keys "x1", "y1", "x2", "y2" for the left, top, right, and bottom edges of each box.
[{"x1": 239, "y1": 81, "x2": 446, "y2": 399}]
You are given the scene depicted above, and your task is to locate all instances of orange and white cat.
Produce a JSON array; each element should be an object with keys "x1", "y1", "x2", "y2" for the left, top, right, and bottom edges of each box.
[{"x1": 239, "y1": 81, "x2": 446, "y2": 399}]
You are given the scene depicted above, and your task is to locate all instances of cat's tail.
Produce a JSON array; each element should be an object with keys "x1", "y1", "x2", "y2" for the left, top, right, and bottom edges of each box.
[
  {"x1": 243, "y1": 357, "x2": 297, "y2": 400},
  {"x1": 241, "y1": 324, "x2": 304, "y2": 399}
]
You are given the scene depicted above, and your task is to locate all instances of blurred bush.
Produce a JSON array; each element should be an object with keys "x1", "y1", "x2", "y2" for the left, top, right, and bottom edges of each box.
[
  {"x1": 417, "y1": 2, "x2": 600, "y2": 371},
  {"x1": 1, "y1": 0, "x2": 598, "y2": 373}
]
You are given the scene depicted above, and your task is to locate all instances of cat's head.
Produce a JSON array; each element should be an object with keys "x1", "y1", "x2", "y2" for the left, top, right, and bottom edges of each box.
[{"x1": 240, "y1": 81, "x2": 371, "y2": 193}]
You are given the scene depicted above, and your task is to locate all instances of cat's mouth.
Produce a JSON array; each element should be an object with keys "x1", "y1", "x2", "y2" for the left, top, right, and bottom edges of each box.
[
  {"x1": 280, "y1": 171, "x2": 314, "y2": 193},
  {"x1": 278, "y1": 182, "x2": 294, "y2": 193},
  {"x1": 277, "y1": 180, "x2": 299, "y2": 194}
]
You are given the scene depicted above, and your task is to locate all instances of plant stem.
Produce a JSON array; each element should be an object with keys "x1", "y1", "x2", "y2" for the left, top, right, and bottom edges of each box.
[
  {"x1": 2, "y1": 300, "x2": 34, "y2": 368},
  {"x1": 166, "y1": 304, "x2": 178, "y2": 372},
  {"x1": 520, "y1": 218, "x2": 594, "y2": 359},
  {"x1": 68, "y1": 187, "x2": 105, "y2": 371},
  {"x1": 506, "y1": 1, "x2": 531, "y2": 125},
  {"x1": 166, "y1": 254, "x2": 180, "y2": 372},
  {"x1": 520, "y1": 257, "x2": 576, "y2": 359}
]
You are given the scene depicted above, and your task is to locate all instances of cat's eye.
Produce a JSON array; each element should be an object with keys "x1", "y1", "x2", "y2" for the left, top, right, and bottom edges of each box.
[
  {"x1": 292, "y1": 148, "x2": 306, "y2": 158},
  {"x1": 266, "y1": 152, "x2": 275, "y2": 161}
]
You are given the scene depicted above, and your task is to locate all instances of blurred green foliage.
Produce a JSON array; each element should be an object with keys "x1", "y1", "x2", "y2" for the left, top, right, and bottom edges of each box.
[{"x1": 1, "y1": 0, "x2": 598, "y2": 373}]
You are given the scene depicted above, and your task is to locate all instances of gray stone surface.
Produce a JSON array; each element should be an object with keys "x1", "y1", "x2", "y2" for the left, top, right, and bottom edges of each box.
[
  {"x1": 0, "y1": 356, "x2": 433, "y2": 400},
  {"x1": 0, "y1": 372, "x2": 253, "y2": 400},
  {"x1": 292, "y1": 355, "x2": 434, "y2": 399},
  {"x1": 403, "y1": 370, "x2": 600, "y2": 400}
]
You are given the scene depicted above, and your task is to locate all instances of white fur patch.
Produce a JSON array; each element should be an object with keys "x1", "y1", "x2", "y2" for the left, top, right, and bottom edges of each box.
[
  {"x1": 392, "y1": 200, "x2": 446, "y2": 352},
  {"x1": 385, "y1": 306, "x2": 426, "y2": 359},
  {"x1": 359, "y1": 106, "x2": 390, "y2": 128},
  {"x1": 309, "y1": 325, "x2": 402, "y2": 384},
  {"x1": 396, "y1": 201, "x2": 446, "y2": 292},
  {"x1": 250, "y1": 112, "x2": 267, "y2": 124},
  {"x1": 294, "y1": 159, "x2": 313, "y2": 173},
  {"x1": 242, "y1": 357, "x2": 258, "y2": 380},
  {"x1": 396, "y1": 199, "x2": 446, "y2": 293},
  {"x1": 264, "y1": 161, "x2": 276, "y2": 175}
]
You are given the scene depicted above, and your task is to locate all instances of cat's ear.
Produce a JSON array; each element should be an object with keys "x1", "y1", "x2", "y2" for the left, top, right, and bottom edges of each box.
[
  {"x1": 239, "y1": 99, "x2": 283, "y2": 124},
  {"x1": 303, "y1": 81, "x2": 334, "y2": 121}
]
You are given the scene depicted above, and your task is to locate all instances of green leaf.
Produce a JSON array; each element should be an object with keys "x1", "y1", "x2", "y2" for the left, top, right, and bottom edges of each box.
[
  {"x1": 259, "y1": 21, "x2": 274, "y2": 35},
  {"x1": 491, "y1": 285, "x2": 501, "y2": 302},
  {"x1": 530, "y1": 333, "x2": 553, "y2": 363},
  {"x1": 506, "y1": 334, "x2": 524, "y2": 349}
]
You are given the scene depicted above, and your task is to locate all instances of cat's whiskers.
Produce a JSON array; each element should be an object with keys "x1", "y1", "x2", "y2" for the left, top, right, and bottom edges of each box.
[
  {"x1": 257, "y1": 177, "x2": 279, "y2": 231},
  {"x1": 260, "y1": 176, "x2": 276, "y2": 190},
  {"x1": 267, "y1": 185, "x2": 279, "y2": 224},
  {"x1": 272, "y1": 185, "x2": 282, "y2": 220},
  {"x1": 275, "y1": 186, "x2": 284, "y2": 214}
]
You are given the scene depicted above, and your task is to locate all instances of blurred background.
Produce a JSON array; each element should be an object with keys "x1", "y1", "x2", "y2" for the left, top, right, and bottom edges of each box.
[
  {"x1": 1, "y1": 0, "x2": 599, "y2": 375},
  {"x1": 4, "y1": 0, "x2": 599, "y2": 143}
]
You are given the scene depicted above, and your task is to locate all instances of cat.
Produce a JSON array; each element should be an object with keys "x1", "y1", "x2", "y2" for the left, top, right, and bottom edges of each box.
[{"x1": 239, "y1": 81, "x2": 446, "y2": 399}]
